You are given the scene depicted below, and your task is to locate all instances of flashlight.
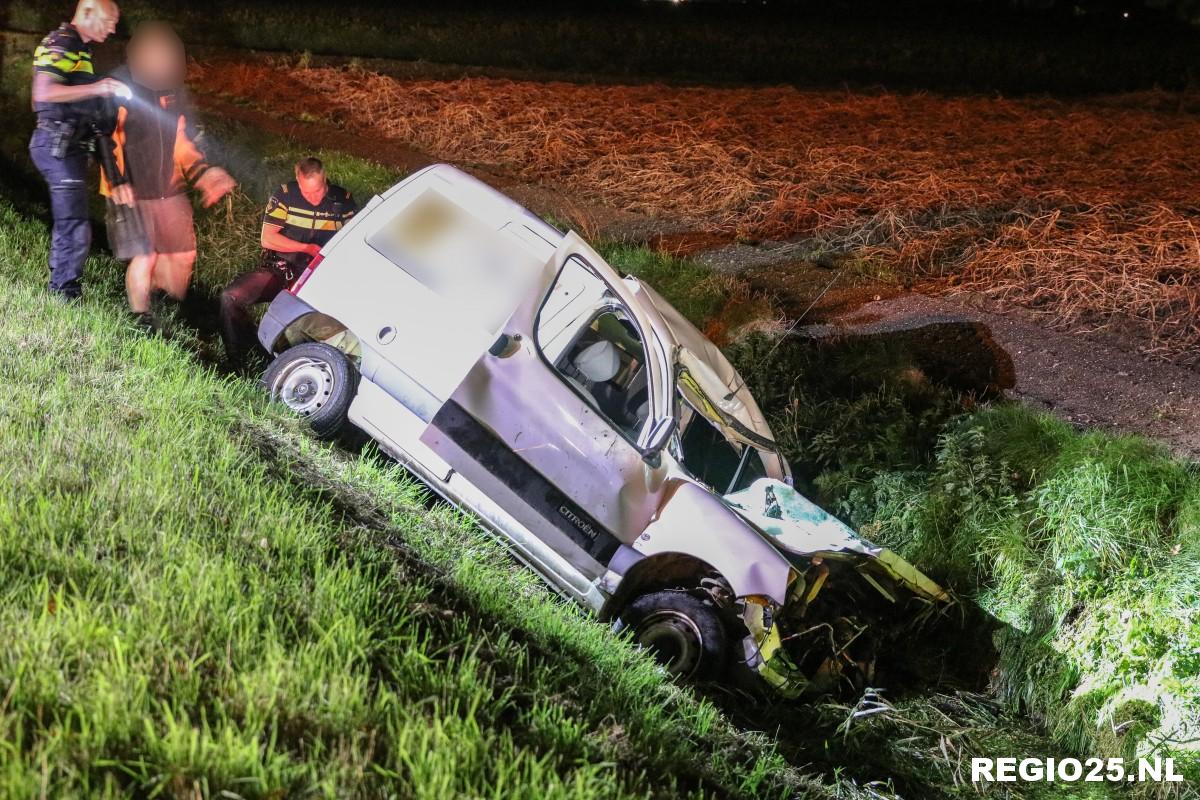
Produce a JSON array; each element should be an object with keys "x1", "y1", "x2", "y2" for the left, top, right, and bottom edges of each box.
[{"x1": 113, "y1": 81, "x2": 132, "y2": 101}]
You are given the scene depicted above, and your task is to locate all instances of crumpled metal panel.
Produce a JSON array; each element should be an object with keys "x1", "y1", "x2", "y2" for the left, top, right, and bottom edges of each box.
[
  {"x1": 725, "y1": 478, "x2": 949, "y2": 603},
  {"x1": 635, "y1": 480, "x2": 795, "y2": 605}
]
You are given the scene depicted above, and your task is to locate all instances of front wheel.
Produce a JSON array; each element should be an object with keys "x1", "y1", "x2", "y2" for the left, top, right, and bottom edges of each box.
[
  {"x1": 260, "y1": 342, "x2": 358, "y2": 440},
  {"x1": 615, "y1": 590, "x2": 729, "y2": 681}
]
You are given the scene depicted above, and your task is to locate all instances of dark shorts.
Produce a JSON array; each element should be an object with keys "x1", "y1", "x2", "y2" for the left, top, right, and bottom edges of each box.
[{"x1": 106, "y1": 193, "x2": 197, "y2": 260}]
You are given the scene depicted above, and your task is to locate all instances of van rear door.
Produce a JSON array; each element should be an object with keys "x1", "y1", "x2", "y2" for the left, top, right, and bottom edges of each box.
[{"x1": 298, "y1": 168, "x2": 555, "y2": 411}]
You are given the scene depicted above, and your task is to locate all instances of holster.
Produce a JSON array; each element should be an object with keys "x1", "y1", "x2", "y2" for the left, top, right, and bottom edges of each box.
[{"x1": 38, "y1": 119, "x2": 78, "y2": 159}]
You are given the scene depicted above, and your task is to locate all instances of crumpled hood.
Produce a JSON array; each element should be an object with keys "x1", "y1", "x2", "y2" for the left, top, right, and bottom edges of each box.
[
  {"x1": 630, "y1": 279, "x2": 776, "y2": 449},
  {"x1": 725, "y1": 478, "x2": 949, "y2": 603}
]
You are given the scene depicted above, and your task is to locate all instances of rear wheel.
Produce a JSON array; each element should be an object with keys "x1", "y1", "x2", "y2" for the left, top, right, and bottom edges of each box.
[
  {"x1": 261, "y1": 342, "x2": 358, "y2": 440},
  {"x1": 616, "y1": 591, "x2": 729, "y2": 681}
]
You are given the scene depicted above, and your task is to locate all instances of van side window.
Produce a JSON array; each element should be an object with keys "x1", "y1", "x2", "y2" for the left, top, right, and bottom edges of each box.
[{"x1": 536, "y1": 261, "x2": 652, "y2": 442}]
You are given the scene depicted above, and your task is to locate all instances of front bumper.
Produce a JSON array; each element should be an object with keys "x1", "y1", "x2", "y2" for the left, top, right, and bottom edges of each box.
[{"x1": 257, "y1": 291, "x2": 317, "y2": 354}]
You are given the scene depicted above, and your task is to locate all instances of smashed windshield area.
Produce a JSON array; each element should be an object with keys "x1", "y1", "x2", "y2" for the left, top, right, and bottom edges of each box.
[{"x1": 678, "y1": 406, "x2": 768, "y2": 495}]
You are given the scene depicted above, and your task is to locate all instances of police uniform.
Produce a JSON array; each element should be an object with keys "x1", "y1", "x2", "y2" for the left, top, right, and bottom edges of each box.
[
  {"x1": 29, "y1": 22, "x2": 117, "y2": 300},
  {"x1": 218, "y1": 180, "x2": 357, "y2": 362}
]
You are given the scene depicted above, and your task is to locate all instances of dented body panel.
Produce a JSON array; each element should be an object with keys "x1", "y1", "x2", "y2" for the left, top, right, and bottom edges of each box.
[
  {"x1": 259, "y1": 163, "x2": 947, "y2": 696},
  {"x1": 636, "y1": 479, "x2": 792, "y2": 604}
]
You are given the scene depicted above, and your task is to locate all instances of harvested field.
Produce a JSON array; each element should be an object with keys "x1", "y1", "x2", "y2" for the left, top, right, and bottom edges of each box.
[{"x1": 199, "y1": 60, "x2": 1200, "y2": 359}]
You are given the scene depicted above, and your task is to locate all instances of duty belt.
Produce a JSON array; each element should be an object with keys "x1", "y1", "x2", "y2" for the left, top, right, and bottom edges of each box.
[
  {"x1": 35, "y1": 119, "x2": 73, "y2": 132},
  {"x1": 34, "y1": 118, "x2": 92, "y2": 159},
  {"x1": 264, "y1": 256, "x2": 299, "y2": 284}
]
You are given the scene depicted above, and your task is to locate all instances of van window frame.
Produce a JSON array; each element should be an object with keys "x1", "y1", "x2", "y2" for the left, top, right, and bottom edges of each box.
[{"x1": 532, "y1": 256, "x2": 658, "y2": 449}]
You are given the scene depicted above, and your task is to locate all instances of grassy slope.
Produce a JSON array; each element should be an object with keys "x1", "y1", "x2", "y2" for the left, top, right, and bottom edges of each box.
[
  {"x1": 0, "y1": 193, "x2": 856, "y2": 795},
  {"x1": 723, "y1": 334, "x2": 1200, "y2": 794}
]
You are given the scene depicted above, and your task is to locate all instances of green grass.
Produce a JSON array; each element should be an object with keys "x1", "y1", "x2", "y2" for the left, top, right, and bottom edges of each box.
[
  {"x1": 728, "y1": 341, "x2": 1200, "y2": 789},
  {"x1": 0, "y1": 188, "x2": 866, "y2": 796},
  {"x1": 594, "y1": 244, "x2": 729, "y2": 326}
]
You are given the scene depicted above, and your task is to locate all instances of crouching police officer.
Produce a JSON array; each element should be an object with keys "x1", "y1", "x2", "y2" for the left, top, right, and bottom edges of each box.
[
  {"x1": 29, "y1": 0, "x2": 132, "y2": 302},
  {"x1": 219, "y1": 157, "x2": 357, "y2": 366}
]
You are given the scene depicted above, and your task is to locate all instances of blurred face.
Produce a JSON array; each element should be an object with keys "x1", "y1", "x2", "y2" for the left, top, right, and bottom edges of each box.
[
  {"x1": 76, "y1": 0, "x2": 120, "y2": 43},
  {"x1": 297, "y1": 171, "x2": 328, "y2": 205},
  {"x1": 128, "y1": 23, "x2": 185, "y2": 91}
]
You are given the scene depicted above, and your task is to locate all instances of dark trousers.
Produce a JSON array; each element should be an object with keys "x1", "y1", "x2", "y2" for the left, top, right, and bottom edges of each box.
[
  {"x1": 29, "y1": 131, "x2": 91, "y2": 299},
  {"x1": 219, "y1": 268, "x2": 287, "y2": 362}
]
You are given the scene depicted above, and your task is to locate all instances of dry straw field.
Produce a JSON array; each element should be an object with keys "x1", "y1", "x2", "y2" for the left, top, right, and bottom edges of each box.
[{"x1": 203, "y1": 62, "x2": 1200, "y2": 358}]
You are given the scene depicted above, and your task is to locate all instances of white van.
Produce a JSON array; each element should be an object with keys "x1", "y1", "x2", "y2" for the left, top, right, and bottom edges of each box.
[{"x1": 258, "y1": 164, "x2": 947, "y2": 694}]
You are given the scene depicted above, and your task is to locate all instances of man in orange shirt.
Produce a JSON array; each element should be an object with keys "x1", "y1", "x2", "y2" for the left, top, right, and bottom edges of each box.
[{"x1": 99, "y1": 22, "x2": 236, "y2": 330}]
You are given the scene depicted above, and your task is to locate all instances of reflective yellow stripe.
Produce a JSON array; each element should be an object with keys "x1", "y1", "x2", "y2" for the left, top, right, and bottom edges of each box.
[
  {"x1": 282, "y1": 214, "x2": 343, "y2": 231},
  {"x1": 284, "y1": 213, "x2": 316, "y2": 228},
  {"x1": 33, "y1": 47, "x2": 91, "y2": 73}
]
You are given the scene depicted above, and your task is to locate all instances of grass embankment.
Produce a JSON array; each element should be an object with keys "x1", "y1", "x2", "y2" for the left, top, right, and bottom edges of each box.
[
  {"x1": 0, "y1": 192, "x2": 859, "y2": 795},
  {"x1": 717, "y1": 325, "x2": 1200, "y2": 792},
  {"x1": 5, "y1": 0, "x2": 1200, "y2": 93}
]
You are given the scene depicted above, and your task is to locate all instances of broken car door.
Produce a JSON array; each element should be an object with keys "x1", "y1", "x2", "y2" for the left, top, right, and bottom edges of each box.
[{"x1": 422, "y1": 238, "x2": 674, "y2": 581}]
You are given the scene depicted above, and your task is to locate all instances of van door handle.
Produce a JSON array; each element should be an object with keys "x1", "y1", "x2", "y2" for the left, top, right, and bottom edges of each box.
[{"x1": 377, "y1": 326, "x2": 396, "y2": 345}]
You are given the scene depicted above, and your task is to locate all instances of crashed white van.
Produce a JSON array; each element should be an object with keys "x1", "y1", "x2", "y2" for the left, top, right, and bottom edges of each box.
[{"x1": 257, "y1": 164, "x2": 947, "y2": 696}]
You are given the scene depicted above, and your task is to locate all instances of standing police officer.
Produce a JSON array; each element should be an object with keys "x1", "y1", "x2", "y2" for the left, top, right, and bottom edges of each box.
[{"x1": 30, "y1": 0, "x2": 132, "y2": 302}]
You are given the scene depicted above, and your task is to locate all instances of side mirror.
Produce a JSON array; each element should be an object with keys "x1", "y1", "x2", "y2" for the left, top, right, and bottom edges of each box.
[{"x1": 640, "y1": 415, "x2": 678, "y2": 467}]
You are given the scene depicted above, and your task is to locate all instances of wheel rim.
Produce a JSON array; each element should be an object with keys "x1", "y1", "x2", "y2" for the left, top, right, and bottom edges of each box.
[
  {"x1": 270, "y1": 357, "x2": 335, "y2": 417},
  {"x1": 635, "y1": 610, "x2": 705, "y2": 679}
]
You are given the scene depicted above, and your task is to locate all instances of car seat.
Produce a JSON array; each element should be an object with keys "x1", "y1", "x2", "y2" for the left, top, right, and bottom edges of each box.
[{"x1": 574, "y1": 340, "x2": 621, "y2": 383}]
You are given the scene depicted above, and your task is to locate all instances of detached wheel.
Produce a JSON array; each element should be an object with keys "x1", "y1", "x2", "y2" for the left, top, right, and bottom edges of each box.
[
  {"x1": 261, "y1": 342, "x2": 358, "y2": 440},
  {"x1": 616, "y1": 591, "x2": 729, "y2": 681}
]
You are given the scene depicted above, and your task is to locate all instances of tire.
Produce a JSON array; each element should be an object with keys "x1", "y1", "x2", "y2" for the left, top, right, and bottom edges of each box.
[
  {"x1": 615, "y1": 590, "x2": 729, "y2": 682},
  {"x1": 260, "y1": 342, "x2": 359, "y2": 440}
]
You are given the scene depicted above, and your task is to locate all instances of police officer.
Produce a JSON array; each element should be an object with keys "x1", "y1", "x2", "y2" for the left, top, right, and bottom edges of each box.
[
  {"x1": 219, "y1": 157, "x2": 357, "y2": 366},
  {"x1": 30, "y1": 0, "x2": 133, "y2": 302}
]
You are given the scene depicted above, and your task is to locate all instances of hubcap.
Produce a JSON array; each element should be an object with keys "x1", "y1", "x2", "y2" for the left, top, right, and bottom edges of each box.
[
  {"x1": 635, "y1": 610, "x2": 705, "y2": 679},
  {"x1": 271, "y1": 357, "x2": 335, "y2": 417}
]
